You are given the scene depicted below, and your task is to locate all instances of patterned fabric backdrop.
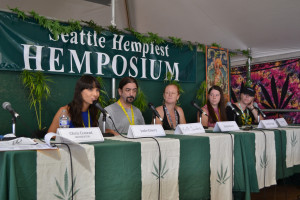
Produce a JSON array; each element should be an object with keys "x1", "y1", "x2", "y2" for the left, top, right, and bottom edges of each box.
[{"x1": 231, "y1": 59, "x2": 300, "y2": 124}]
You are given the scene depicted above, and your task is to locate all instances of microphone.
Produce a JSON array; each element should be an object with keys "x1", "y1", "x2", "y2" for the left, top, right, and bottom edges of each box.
[
  {"x1": 226, "y1": 102, "x2": 240, "y2": 116},
  {"x1": 191, "y1": 101, "x2": 208, "y2": 116},
  {"x1": 253, "y1": 102, "x2": 266, "y2": 118},
  {"x1": 93, "y1": 100, "x2": 110, "y2": 117},
  {"x1": 148, "y1": 103, "x2": 163, "y2": 122},
  {"x1": 2, "y1": 102, "x2": 20, "y2": 118}
]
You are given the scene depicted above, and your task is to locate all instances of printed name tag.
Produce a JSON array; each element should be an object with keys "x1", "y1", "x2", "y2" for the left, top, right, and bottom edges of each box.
[
  {"x1": 56, "y1": 127, "x2": 104, "y2": 143},
  {"x1": 258, "y1": 119, "x2": 278, "y2": 129},
  {"x1": 127, "y1": 125, "x2": 166, "y2": 138},
  {"x1": 275, "y1": 118, "x2": 288, "y2": 127},
  {"x1": 213, "y1": 121, "x2": 240, "y2": 132},
  {"x1": 174, "y1": 123, "x2": 205, "y2": 135}
]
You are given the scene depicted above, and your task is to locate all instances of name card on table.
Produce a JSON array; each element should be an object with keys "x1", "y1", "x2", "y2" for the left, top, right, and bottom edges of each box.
[
  {"x1": 56, "y1": 127, "x2": 104, "y2": 143},
  {"x1": 127, "y1": 125, "x2": 166, "y2": 138},
  {"x1": 258, "y1": 119, "x2": 278, "y2": 129},
  {"x1": 174, "y1": 123, "x2": 205, "y2": 135},
  {"x1": 275, "y1": 118, "x2": 288, "y2": 127},
  {"x1": 213, "y1": 121, "x2": 240, "y2": 132}
]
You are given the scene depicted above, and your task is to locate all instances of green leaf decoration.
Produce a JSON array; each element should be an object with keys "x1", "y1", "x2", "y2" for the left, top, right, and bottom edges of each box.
[
  {"x1": 133, "y1": 88, "x2": 148, "y2": 112},
  {"x1": 197, "y1": 43, "x2": 206, "y2": 52},
  {"x1": 187, "y1": 41, "x2": 194, "y2": 51},
  {"x1": 82, "y1": 20, "x2": 105, "y2": 34},
  {"x1": 148, "y1": 32, "x2": 165, "y2": 45},
  {"x1": 108, "y1": 25, "x2": 124, "y2": 35},
  {"x1": 196, "y1": 81, "x2": 207, "y2": 107},
  {"x1": 9, "y1": 7, "x2": 27, "y2": 20},
  {"x1": 54, "y1": 168, "x2": 80, "y2": 199},
  {"x1": 168, "y1": 36, "x2": 183, "y2": 48},
  {"x1": 211, "y1": 42, "x2": 221, "y2": 48}
]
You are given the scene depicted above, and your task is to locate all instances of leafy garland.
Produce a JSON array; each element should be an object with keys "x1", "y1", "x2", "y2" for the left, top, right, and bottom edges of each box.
[{"x1": 9, "y1": 7, "x2": 250, "y2": 57}]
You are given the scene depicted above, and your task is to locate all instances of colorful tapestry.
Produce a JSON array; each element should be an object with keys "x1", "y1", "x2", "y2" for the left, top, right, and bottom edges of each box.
[
  {"x1": 230, "y1": 59, "x2": 300, "y2": 124},
  {"x1": 206, "y1": 46, "x2": 230, "y2": 101}
]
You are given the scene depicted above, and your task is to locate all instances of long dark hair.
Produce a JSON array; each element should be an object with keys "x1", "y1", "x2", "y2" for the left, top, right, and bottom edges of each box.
[
  {"x1": 68, "y1": 75, "x2": 101, "y2": 127},
  {"x1": 207, "y1": 85, "x2": 227, "y2": 123}
]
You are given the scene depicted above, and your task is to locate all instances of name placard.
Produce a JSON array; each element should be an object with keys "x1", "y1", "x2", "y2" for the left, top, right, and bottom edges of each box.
[
  {"x1": 258, "y1": 119, "x2": 278, "y2": 129},
  {"x1": 213, "y1": 121, "x2": 240, "y2": 132},
  {"x1": 275, "y1": 118, "x2": 288, "y2": 127},
  {"x1": 56, "y1": 127, "x2": 104, "y2": 143},
  {"x1": 127, "y1": 125, "x2": 166, "y2": 138},
  {"x1": 174, "y1": 123, "x2": 205, "y2": 135}
]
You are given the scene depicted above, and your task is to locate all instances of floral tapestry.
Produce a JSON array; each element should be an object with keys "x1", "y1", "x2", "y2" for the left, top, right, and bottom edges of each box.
[
  {"x1": 231, "y1": 59, "x2": 300, "y2": 124},
  {"x1": 206, "y1": 46, "x2": 230, "y2": 101}
]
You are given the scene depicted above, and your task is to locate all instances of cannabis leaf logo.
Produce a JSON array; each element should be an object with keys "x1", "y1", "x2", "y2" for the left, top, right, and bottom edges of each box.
[
  {"x1": 151, "y1": 159, "x2": 169, "y2": 179},
  {"x1": 260, "y1": 74, "x2": 294, "y2": 117},
  {"x1": 216, "y1": 163, "x2": 231, "y2": 184},
  {"x1": 54, "y1": 168, "x2": 80, "y2": 200},
  {"x1": 291, "y1": 132, "x2": 298, "y2": 147},
  {"x1": 260, "y1": 149, "x2": 269, "y2": 169}
]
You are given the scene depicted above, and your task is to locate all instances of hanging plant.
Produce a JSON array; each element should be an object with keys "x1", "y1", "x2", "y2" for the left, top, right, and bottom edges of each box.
[
  {"x1": 21, "y1": 70, "x2": 52, "y2": 131},
  {"x1": 197, "y1": 43, "x2": 206, "y2": 52},
  {"x1": 147, "y1": 32, "x2": 165, "y2": 45}
]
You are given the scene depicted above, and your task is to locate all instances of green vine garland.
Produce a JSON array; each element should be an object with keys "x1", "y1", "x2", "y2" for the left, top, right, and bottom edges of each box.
[{"x1": 9, "y1": 7, "x2": 249, "y2": 57}]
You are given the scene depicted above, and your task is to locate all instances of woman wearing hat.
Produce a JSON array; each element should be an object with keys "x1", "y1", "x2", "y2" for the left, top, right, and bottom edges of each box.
[{"x1": 226, "y1": 85, "x2": 264, "y2": 126}]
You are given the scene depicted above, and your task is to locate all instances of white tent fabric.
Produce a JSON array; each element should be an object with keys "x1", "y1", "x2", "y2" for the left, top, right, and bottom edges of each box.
[{"x1": 1, "y1": 0, "x2": 300, "y2": 66}]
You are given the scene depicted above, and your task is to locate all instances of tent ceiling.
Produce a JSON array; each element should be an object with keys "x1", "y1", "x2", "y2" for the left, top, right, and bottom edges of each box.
[{"x1": 2, "y1": 0, "x2": 300, "y2": 65}]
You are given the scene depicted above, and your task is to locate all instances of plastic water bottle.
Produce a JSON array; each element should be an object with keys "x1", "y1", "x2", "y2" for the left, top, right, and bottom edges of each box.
[{"x1": 59, "y1": 109, "x2": 70, "y2": 128}]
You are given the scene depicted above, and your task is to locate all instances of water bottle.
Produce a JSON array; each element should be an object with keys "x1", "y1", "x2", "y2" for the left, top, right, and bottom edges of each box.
[{"x1": 59, "y1": 109, "x2": 70, "y2": 128}]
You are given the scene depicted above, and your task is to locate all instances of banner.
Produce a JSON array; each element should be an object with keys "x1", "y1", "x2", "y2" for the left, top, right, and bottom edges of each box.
[
  {"x1": 206, "y1": 46, "x2": 230, "y2": 101},
  {"x1": 0, "y1": 11, "x2": 196, "y2": 82}
]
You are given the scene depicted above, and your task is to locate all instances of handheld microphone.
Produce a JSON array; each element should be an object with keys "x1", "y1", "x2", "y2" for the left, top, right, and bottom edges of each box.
[
  {"x1": 2, "y1": 102, "x2": 20, "y2": 118},
  {"x1": 191, "y1": 101, "x2": 208, "y2": 116},
  {"x1": 226, "y1": 102, "x2": 240, "y2": 116},
  {"x1": 93, "y1": 100, "x2": 110, "y2": 117},
  {"x1": 148, "y1": 103, "x2": 163, "y2": 122},
  {"x1": 253, "y1": 102, "x2": 266, "y2": 118}
]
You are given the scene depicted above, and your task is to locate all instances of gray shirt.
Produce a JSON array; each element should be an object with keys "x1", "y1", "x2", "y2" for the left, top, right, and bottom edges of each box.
[{"x1": 99, "y1": 102, "x2": 145, "y2": 134}]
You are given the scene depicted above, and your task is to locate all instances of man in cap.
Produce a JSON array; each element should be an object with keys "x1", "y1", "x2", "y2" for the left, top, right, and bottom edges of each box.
[{"x1": 226, "y1": 85, "x2": 264, "y2": 126}]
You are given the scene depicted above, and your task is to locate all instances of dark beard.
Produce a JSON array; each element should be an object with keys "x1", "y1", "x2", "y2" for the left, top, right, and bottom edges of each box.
[{"x1": 126, "y1": 96, "x2": 135, "y2": 103}]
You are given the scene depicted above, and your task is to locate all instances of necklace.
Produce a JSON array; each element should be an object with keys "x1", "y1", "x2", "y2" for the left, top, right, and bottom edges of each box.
[
  {"x1": 118, "y1": 100, "x2": 135, "y2": 125},
  {"x1": 238, "y1": 102, "x2": 250, "y2": 125},
  {"x1": 164, "y1": 104, "x2": 178, "y2": 129}
]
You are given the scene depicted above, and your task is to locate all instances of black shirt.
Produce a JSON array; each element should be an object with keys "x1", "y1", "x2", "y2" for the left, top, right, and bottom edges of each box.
[{"x1": 226, "y1": 103, "x2": 255, "y2": 126}]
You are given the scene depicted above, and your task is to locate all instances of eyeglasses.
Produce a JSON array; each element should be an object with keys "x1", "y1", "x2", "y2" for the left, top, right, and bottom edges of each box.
[{"x1": 164, "y1": 92, "x2": 178, "y2": 96}]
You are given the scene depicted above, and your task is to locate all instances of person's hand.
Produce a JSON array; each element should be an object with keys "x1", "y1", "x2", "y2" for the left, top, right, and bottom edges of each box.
[{"x1": 247, "y1": 100, "x2": 255, "y2": 111}]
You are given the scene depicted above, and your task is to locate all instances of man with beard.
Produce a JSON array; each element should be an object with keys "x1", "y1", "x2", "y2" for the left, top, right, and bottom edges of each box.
[{"x1": 99, "y1": 77, "x2": 145, "y2": 135}]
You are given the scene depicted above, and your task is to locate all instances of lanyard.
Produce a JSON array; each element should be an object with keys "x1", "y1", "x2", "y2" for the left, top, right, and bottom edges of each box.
[
  {"x1": 118, "y1": 100, "x2": 135, "y2": 125},
  {"x1": 82, "y1": 110, "x2": 91, "y2": 128},
  {"x1": 238, "y1": 103, "x2": 250, "y2": 125},
  {"x1": 215, "y1": 108, "x2": 221, "y2": 122}
]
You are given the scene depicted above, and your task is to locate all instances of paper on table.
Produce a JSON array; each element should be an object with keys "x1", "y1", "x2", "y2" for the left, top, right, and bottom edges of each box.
[{"x1": 0, "y1": 137, "x2": 57, "y2": 151}]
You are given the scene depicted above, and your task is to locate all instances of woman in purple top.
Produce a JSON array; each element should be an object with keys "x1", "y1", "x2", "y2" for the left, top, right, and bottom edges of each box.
[{"x1": 197, "y1": 85, "x2": 227, "y2": 128}]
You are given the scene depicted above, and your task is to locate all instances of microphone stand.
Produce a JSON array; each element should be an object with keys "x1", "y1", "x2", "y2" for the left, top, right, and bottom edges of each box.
[
  {"x1": 152, "y1": 114, "x2": 157, "y2": 125},
  {"x1": 198, "y1": 110, "x2": 203, "y2": 124},
  {"x1": 102, "y1": 114, "x2": 114, "y2": 137},
  {"x1": 12, "y1": 116, "x2": 16, "y2": 136}
]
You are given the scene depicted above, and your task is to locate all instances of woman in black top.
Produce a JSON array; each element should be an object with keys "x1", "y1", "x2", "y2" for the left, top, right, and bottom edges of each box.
[
  {"x1": 153, "y1": 84, "x2": 186, "y2": 130},
  {"x1": 226, "y1": 85, "x2": 264, "y2": 126}
]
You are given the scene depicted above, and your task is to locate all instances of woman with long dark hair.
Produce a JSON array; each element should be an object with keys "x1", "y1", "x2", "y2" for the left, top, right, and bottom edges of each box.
[
  {"x1": 197, "y1": 85, "x2": 227, "y2": 128},
  {"x1": 48, "y1": 75, "x2": 101, "y2": 133}
]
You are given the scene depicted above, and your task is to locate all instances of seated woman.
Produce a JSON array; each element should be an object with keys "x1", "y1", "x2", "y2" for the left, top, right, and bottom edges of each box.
[
  {"x1": 154, "y1": 84, "x2": 186, "y2": 130},
  {"x1": 197, "y1": 85, "x2": 227, "y2": 128},
  {"x1": 226, "y1": 85, "x2": 264, "y2": 126},
  {"x1": 48, "y1": 75, "x2": 101, "y2": 133}
]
